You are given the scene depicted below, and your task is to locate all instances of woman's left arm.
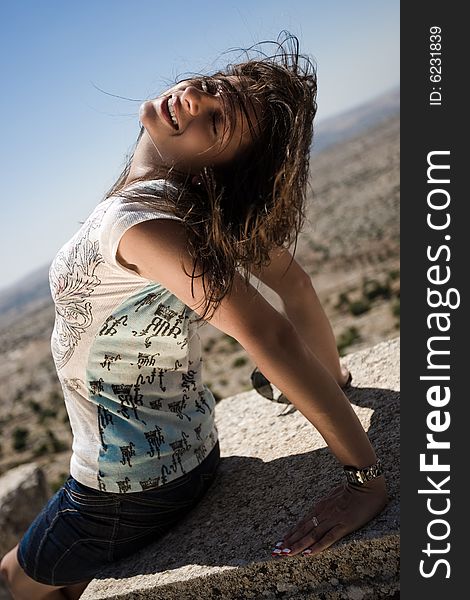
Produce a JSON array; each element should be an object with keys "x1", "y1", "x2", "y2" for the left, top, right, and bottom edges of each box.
[
  {"x1": 249, "y1": 249, "x2": 389, "y2": 557},
  {"x1": 249, "y1": 247, "x2": 350, "y2": 388},
  {"x1": 248, "y1": 310, "x2": 389, "y2": 558}
]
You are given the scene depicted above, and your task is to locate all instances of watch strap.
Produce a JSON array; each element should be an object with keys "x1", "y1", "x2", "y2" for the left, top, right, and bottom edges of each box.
[{"x1": 343, "y1": 458, "x2": 384, "y2": 486}]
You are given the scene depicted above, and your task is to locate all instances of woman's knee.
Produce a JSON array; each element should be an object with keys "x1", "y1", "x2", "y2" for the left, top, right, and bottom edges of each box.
[
  {"x1": 0, "y1": 544, "x2": 18, "y2": 587},
  {"x1": 0, "y1": 543, "x2": 66, "y2": 599}
]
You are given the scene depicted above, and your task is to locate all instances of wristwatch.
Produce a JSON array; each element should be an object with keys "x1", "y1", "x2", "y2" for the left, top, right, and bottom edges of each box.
[{"x1": 343, "y1": 458, "x2": 384, "y2": 486}]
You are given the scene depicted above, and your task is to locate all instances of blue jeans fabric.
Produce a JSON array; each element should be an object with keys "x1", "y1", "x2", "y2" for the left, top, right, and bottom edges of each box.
[{"x1": 17, "y1": 440, "x2": 220, "y2": 586}]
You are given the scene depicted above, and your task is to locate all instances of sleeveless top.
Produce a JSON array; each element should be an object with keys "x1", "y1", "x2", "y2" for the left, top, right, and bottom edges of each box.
[{"x1": 48, "y1": 179, "x2": 218, "y2": 493}]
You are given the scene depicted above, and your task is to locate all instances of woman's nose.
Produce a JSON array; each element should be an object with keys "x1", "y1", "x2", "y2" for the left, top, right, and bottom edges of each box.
[{"x1": 181, "y1": 86, "x2": 218, "y2": 117}]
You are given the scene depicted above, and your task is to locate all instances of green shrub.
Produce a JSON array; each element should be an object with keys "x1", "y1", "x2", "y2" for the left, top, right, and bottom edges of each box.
[
  {"x1": 334, "y1": 292, "x2": 350, "y2": 310},
  {"x1": 28, "y1": 399, "x2": 42, "y2": 413},
  {"x1": 203, "y1": 339, "x2": 216, "y2": 352},
  {"x1": 392, "y1": 298, "x2": 400, "y2": 317},
  {"x1": 362, "y1": 278, "x2": 392, "y2": 301},
  {"x1": 232, "y1": 356, "x2": 247, "y2": 368},
  {"x1": 12, "y1": 427, "x2": 29, "y2": 452},
  {"x1": 33, "y1": 443, "x2": 49, "y2": 457},
  {"x1": 349, "y1": 300, "x2": 371, "y2": 316},
  {"x1": 337, "y1": 327, "x2": 361, "y2": 356},
  {"x1": 49, "y1": 390, "x2": 62, "y2": 405},
  {"x1": 46, "y1": 430, "x2": 68, "y2": 453},
  {"x1": 392, "y1": 298, "x2": 400, "y2": 330},
  {"x1": 387, "y1": 269, "x2": 400, "y2": 281},
  {"x1": 38, "y1": 408, "x2": 57, "y2": 423}
]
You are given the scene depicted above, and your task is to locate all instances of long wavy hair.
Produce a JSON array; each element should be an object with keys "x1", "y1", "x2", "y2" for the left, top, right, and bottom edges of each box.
[{"x1": 101, "y1": 32, "x2": 317, "y2": 323}]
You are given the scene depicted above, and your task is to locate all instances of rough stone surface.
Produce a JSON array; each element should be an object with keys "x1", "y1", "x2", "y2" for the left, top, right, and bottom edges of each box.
[
  {"x1": 79, "y1": 337, "x2": 399, "y2": 599},
  {"x1": 0, "y1": 462, "x2": 51, "y2": 557}
]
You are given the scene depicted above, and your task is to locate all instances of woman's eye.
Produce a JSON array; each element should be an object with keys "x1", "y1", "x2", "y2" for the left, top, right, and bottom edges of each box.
[
  {"x1": 202, "y1": 79, "x2": 219, "y2": 95},
  {"x1": 211, "y1": 111, "x2": 220, "y2": 136}
]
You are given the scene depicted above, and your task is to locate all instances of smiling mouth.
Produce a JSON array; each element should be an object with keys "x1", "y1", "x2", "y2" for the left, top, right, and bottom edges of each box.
[
  {"x1": 168, "y1": 97, "x2": 179, "y2": 129},
  {"x1": 161, "y1": 96, "x2": 179, "y2": 130}
]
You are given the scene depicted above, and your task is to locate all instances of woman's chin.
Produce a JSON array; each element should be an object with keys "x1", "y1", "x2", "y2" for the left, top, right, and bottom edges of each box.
[{"x1": 139, "y1": 100, "x2": 158, "y2": 125}]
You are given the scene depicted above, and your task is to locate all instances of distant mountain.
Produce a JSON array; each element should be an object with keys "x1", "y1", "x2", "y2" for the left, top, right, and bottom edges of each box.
[
  {"x1": 313, "y1": 86, "x2": 399, "y2": 154},
  {"x1": 0, "y1": 264, "x2": 51, "y2": 326}
]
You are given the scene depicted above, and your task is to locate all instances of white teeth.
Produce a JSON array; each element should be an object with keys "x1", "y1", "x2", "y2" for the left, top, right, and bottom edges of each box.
[{"x1": 168, "y1": 97, "x2": 178, "y2": 128}]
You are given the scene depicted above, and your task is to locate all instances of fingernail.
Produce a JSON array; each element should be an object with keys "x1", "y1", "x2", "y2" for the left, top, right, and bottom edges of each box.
[
  {"x1": 281, "y1": 548, "x2": 292, "y2": 554},
  {"x1": 275, "y1": 541, "x2": 284, "y2": 548},
  {"x1": 302, "y1": 549, "x2": 312, "y2": 555},
  {"x1": 271, "y1": 548, "x2": 283, "y2": 555}
]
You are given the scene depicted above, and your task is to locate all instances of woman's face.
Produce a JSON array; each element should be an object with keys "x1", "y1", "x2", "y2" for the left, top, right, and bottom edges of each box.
[{"x1": 138, "y1": 76, "x2": 259, "y2": 173}]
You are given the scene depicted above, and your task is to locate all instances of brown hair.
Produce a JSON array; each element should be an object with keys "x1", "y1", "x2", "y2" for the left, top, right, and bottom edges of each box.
[{"x1": 102, "y1": 32, "x2": 317, "y2": 322}]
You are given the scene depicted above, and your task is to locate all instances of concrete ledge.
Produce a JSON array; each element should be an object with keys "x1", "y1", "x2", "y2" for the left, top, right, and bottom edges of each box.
[{"x1": 82, "y1": 337, "x2": 400, "y2": 599}]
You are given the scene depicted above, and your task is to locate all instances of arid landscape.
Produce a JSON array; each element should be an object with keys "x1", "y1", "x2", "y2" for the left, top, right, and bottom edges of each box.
[{"x1": 0, "y1": 99, "x2": 399, "y2": 492}]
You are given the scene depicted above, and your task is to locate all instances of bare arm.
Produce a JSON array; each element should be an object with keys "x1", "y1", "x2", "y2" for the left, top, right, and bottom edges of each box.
[
  {"x1": 118, "y1": 220, "x2": 375, "y2": 468},
  {"x1": 249, "y1": 247, "x2": 349, "y2": 386}
]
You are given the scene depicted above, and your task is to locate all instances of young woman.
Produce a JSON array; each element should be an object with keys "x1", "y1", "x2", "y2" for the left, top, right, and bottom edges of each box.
[{"x1": 0, "y1": 34, "x2": 388, "y2": 599}]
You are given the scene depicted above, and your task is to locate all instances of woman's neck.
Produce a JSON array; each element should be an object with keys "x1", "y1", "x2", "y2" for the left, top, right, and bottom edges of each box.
[{"x1": 125, "y1": 129, "x2": 163, "y2": 185}]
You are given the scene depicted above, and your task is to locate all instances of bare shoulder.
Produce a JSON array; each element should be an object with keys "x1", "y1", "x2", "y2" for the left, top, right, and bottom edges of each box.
[
  {"x1": 117, "y1": 219, "x2": 290, "y2": 347},
  {"x1": 118, "y1": 217, "x2": 187, "y2": 269}
]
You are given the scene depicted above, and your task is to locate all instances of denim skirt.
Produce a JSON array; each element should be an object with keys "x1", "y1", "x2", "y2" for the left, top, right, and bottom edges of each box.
[{"x1": 17, "y1": 440, "x2": 220, "y2": 586}]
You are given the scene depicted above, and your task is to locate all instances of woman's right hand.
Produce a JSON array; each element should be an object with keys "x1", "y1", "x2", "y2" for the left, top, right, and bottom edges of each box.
[{"x1": 273, "y1": 476, "x2": 389, "y2": 558}]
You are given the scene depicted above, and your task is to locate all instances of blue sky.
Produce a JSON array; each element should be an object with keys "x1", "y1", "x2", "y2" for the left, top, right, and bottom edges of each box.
[{"x1": 0, "y1": 0, "x2": 399, "y2": 290}]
